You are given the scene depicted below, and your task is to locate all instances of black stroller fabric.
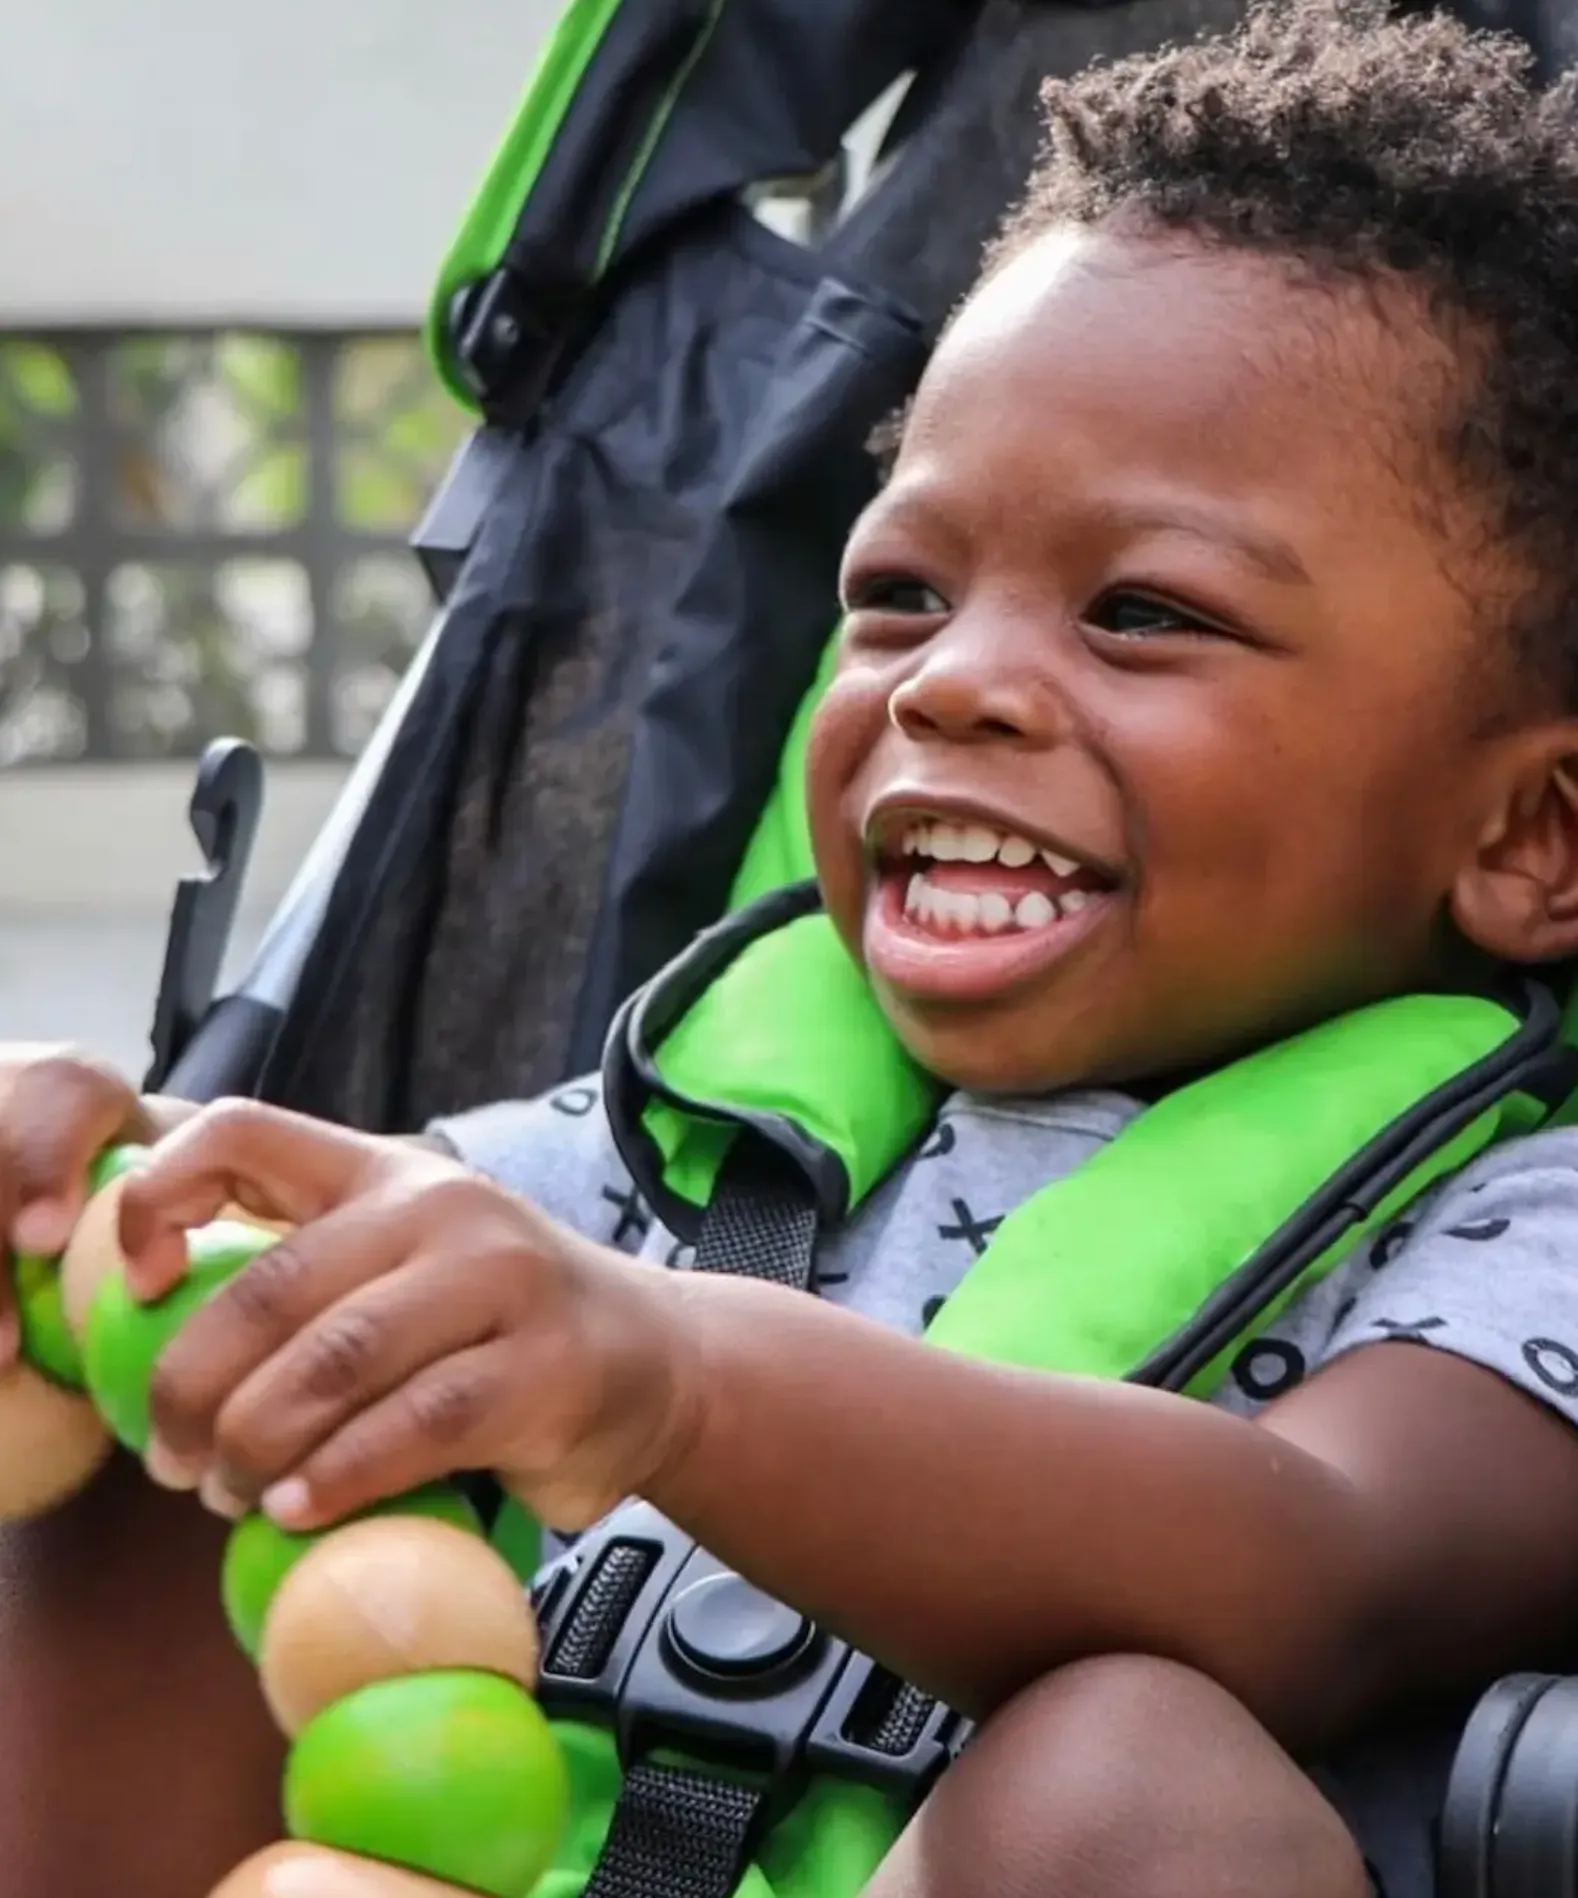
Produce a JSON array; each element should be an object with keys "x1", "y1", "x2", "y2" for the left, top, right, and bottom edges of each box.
[{"x1": 254, "y1": 0, "x2": 1319, "y2": 1135}]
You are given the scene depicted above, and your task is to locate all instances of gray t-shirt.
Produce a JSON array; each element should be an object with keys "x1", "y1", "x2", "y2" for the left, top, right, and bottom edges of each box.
[{"x1": 433, "y1": 1079, "x2": 1578, "y2": 1898}]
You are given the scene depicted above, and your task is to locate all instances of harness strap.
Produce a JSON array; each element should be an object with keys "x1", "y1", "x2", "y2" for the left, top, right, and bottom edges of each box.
[
  {"x1": 582, "y1": 1144, "x2": 820, "y2": 1898},
  {"x1": 689, "y1": 1149, "x2": 821, "y2": 1292},
  {"x1": 583, "y1": 1763, "x2": 766, "y2": 1898}
]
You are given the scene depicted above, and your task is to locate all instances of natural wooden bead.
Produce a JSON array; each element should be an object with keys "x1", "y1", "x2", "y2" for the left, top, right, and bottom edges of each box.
[
  {"x1": 208, "y1": 1840, "x2": 468, "y2": 1897},
  {"x1": 59, "y1": 1172, "x2": 132, "y2": 1338},
  {"x1": 0, "y1": 1359, "x2": 112, "y2": 1518},
  {"x1": 258, "y1": 1515, "x2": 540, "y2": 1737},
  {"x1": 61, "y1": 1178, "x2": 286, "y2": 1344}
]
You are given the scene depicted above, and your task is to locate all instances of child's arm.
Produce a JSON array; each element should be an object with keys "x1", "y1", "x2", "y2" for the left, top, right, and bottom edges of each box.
[
  {"x1": 118, "y1": 1100, "x2": 1578, "y2": 1756},
  {"x1": 651, "y1": 1274, "x2": 1578, "y2": 1748}
]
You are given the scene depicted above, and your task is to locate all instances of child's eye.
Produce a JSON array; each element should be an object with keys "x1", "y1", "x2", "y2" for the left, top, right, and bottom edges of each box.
[
  {"x1": 843, "y1": 574, "x2": 949, "y2": 617},
  {"x1": 1086, "y1": 591, "x2": 1227, "y2": 640}
]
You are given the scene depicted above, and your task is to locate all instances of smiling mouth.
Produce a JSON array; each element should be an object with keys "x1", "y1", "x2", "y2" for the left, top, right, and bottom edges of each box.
[{"x1": 864, "y1": 813, "x2": 1120, "y2": 1003}]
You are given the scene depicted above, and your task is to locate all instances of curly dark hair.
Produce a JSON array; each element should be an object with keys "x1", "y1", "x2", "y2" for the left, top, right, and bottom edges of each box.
[{"x1": 954, "y1": 0, "x2": 1578, "y2": 705}]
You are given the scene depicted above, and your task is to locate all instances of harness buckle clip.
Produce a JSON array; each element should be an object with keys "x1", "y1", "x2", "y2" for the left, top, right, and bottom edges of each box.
[{"x1": 533, "y1": 1500, "x2": 969, "y2": 1817}]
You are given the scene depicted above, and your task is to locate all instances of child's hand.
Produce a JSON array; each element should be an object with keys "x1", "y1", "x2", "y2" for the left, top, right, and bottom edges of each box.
[
  {"x1": 115, "y1": 1100, "x2": 699, "y2": 1534},
  {"x1": 0, "y1": 1045, "x2": 163, "y2": 1365}
]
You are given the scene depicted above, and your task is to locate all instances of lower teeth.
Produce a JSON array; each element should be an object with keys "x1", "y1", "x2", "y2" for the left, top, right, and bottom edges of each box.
[{"x1": 903, "y1": 875, "x2": 1092, "y2": 934}]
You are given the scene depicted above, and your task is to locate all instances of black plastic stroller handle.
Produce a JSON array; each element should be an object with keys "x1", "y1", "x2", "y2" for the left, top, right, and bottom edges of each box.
[
  {"x1": 144, "y1": 738, "x2": 264, "y2": 1094},
  {"x1": 153, "y1": 590, "x2": 454, "y2": 1105}
]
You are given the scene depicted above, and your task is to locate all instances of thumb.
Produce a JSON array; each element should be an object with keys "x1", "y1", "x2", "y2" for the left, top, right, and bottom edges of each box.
[{"x1": 116, "y1": 1101, "x2": 381, "y2": 1299}]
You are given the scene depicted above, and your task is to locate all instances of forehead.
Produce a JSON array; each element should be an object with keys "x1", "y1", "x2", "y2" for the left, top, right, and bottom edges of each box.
[{"x1": 896, "y1": 228, "x2": 1433, "y2": 547}]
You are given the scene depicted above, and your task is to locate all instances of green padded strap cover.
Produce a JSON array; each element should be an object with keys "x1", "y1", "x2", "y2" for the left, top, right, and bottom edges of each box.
[
  {"x1": 643, "y1": 914, "x2": 939, "y2": 1213},
  {"x1": 927, "y1": 991, "x2": 1534, "y2": 1381}
]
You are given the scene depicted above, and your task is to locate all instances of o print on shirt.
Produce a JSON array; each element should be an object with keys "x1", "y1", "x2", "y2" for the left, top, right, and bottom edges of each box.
[
  {"x1": 1230, "y1": 1337, "x2": 1308, "y2": 1402},
  {"x1": 918, "y1": 1120, "x2": 958, "y2": 1161},
  {"x1": 1523, "y1": 1336, "x2": 1578, "y2": 1397},
  {"x1": 1365, "y1": 1315, "x2": 1448, "y2": 1346},
  {"x1": 1368, "y1": 1220, "x2": 1415, "y2": 1270},
  {"x1": 1444, "y1": 1217, "x2": 1511, "y2": 1243}
]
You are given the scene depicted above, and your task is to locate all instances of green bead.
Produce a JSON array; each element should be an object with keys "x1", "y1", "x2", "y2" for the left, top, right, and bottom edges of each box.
[
  {"x1": 14, "y1": 1253, "x2": 84, "y2": 1389},
  {"x1": 221, "y1": 1484, "x2": 485, "y2": 1660},
  {"x1": 80, "y1": 1219, "x2": 277, "y2": 1453},
  {"x1": 90, "y1": 1144, "x2": 147, "y2": 1195},
  {"x1": 10, "y1": 1145, "x2": 147, "y2": 1392},
  {"x1": 489, "y1": 1497, "x2": 542, "y2": 1583},
  {"x1": 284, "y1": 1671, "x2": 568, "y2": 1897}
]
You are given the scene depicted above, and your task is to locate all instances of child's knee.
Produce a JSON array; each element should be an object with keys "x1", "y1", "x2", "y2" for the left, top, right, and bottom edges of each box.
[{"x1": 869, "y1": 1655, "x2": 1370, "y2": 1898}]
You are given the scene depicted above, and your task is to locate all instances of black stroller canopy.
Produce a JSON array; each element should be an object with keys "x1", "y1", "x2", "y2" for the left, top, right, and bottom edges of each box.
[{"x1": 161, "y1": 0, "x2": 1265, "y2": 1131}]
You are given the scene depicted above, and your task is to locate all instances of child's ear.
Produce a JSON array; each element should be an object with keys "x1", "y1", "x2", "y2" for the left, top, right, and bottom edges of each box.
[{"x1": 1452, "y1": 730, "x2": 1578, "y2": 964}]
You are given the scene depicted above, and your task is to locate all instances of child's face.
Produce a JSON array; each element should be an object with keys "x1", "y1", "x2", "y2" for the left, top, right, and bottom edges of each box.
[{"x1": 807, "y1": 228, "x2": 1533, "y2": 1094}]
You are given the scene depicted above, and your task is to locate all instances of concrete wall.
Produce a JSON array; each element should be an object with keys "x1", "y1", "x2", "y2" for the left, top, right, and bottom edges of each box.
[
  {"x1": 1, "y1": 0, "x2": 560, "y2": 326},
  {"x1": 0, "y1": 764, "x2": 347, "y2": 1075},
  {"x1": 0, "y1": 762, "x2": 347, "y2": 918}
]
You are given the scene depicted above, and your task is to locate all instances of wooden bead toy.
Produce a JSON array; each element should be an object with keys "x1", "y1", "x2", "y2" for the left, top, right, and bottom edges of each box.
[
  {"x1": 59, "y1": 1166, "x2": 286, "y2": 1342},
  {"x1": 2, "y1": 1144, "x2": 569, "y2": 1898},
  {"x1": 0, "y1": 1358, "x2": 112, "y2": 1518},
  {"x1": 222, "y1": 1484, "x2": 486, "y2": 1661},
  {"x1": 58, "y1": 1161, "x2": 137, "y2": 1337},
  {"x1": 15, "y1": 1243, "x2": 85, "y2": 1386},
  {"x1": 282, "y1": 1671, "x2": 566, "y2": 1898},
  {"x1": 258, "y1": 1514, "x2": 540, "y2": 1735},
  {"x1": 0, "y1": 1145, "x2": 142, "y2": 1517}
]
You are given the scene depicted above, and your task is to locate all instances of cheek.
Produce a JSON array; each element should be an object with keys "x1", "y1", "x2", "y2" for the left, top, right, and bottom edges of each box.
[
  {"x1": 1117, "y1": 689, "x2": 1299, "y2": 888},
  {"x1": 1135, "y1": 688, "x2": 1455, "y2": 952}
]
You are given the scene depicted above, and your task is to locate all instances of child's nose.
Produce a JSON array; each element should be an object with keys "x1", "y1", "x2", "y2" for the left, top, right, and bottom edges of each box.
[{"x1": 887, "y1": 634, "x2": 1068, "y2": 748}]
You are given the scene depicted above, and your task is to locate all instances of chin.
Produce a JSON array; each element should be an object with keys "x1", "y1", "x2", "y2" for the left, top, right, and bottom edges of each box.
[{"x1": 879, "y1": 994, "x2": 1096, "y2": 1098}]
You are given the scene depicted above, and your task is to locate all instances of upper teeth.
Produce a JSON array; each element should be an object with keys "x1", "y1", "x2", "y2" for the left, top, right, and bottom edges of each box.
[{"x1": 901, "y1": 820, "x2": 1080, "y2": 878}]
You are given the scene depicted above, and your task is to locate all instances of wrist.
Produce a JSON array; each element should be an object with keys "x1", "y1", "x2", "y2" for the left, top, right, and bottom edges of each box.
[
  {"x1": 613, "y1": 1251, "x2": 713, "y2": 1505},
  {"x1": 634, "y1": 1269, "x2": 769, "y2": 1526},
  {"x1": 491, "y1": 1239, "x2": 715, "y2": 1535}
]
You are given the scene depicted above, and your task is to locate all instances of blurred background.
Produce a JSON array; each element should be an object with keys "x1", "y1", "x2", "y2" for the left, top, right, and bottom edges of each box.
[{"x1": 0, "y1": 0, "x2": 556, "y2": 1074}]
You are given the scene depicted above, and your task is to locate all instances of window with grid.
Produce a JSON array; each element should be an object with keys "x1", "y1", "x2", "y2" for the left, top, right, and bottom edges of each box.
[{"x1": 0, "y1": 332, "x2": 467, "y2": 766}]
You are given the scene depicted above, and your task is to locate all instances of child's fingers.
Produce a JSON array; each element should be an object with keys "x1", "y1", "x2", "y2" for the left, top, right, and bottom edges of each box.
[
  {"x1": 258, "y1": 1343, "x2": 513, "y2": 1531},
  {"x1": 145, "y1": 1199, "x2": 416, "y2": 1472},
  {"x1": 117, "y1": 1100, "x2": 387, "y2": 1299},
  {"x1": 0, "y1": 1052, "x2": 148, "y2": 1369},
  {"x1": 2, "y1": 1052, "x2": 149, "y2": 1257},
  {"x1": 202, "y1": 1258, "x2": 503, "y2": 1507}
]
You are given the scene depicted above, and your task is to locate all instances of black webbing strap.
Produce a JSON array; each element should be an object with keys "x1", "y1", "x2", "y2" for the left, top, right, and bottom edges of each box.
[
  {"x1": 581, "y1": 1146, "x2": 818, "y2": 1898},
  {"x1": 689, "y1": 1148, "x2": 820, "y2": 1292},
  {"x1": 582, "y1": 1762, "x2": 766, "y2": 1898}
]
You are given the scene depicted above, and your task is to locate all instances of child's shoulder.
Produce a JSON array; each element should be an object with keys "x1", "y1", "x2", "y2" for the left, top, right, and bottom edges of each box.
[
  {"x1": 1220, "y1": 1125, "x2": 1578, "y2": 1422},
  {"x1": 426, "y1": 1075, "x2": 631, "y2": 1238},
  {"x1": 1371, "y1": 1123, "x2": 1578, "y2": 1272}
]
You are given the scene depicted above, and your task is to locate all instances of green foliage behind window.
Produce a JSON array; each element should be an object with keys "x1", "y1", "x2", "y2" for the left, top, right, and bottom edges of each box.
[{"x1": 0, "y1": 331, "x2": 466, "y2": 764}]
